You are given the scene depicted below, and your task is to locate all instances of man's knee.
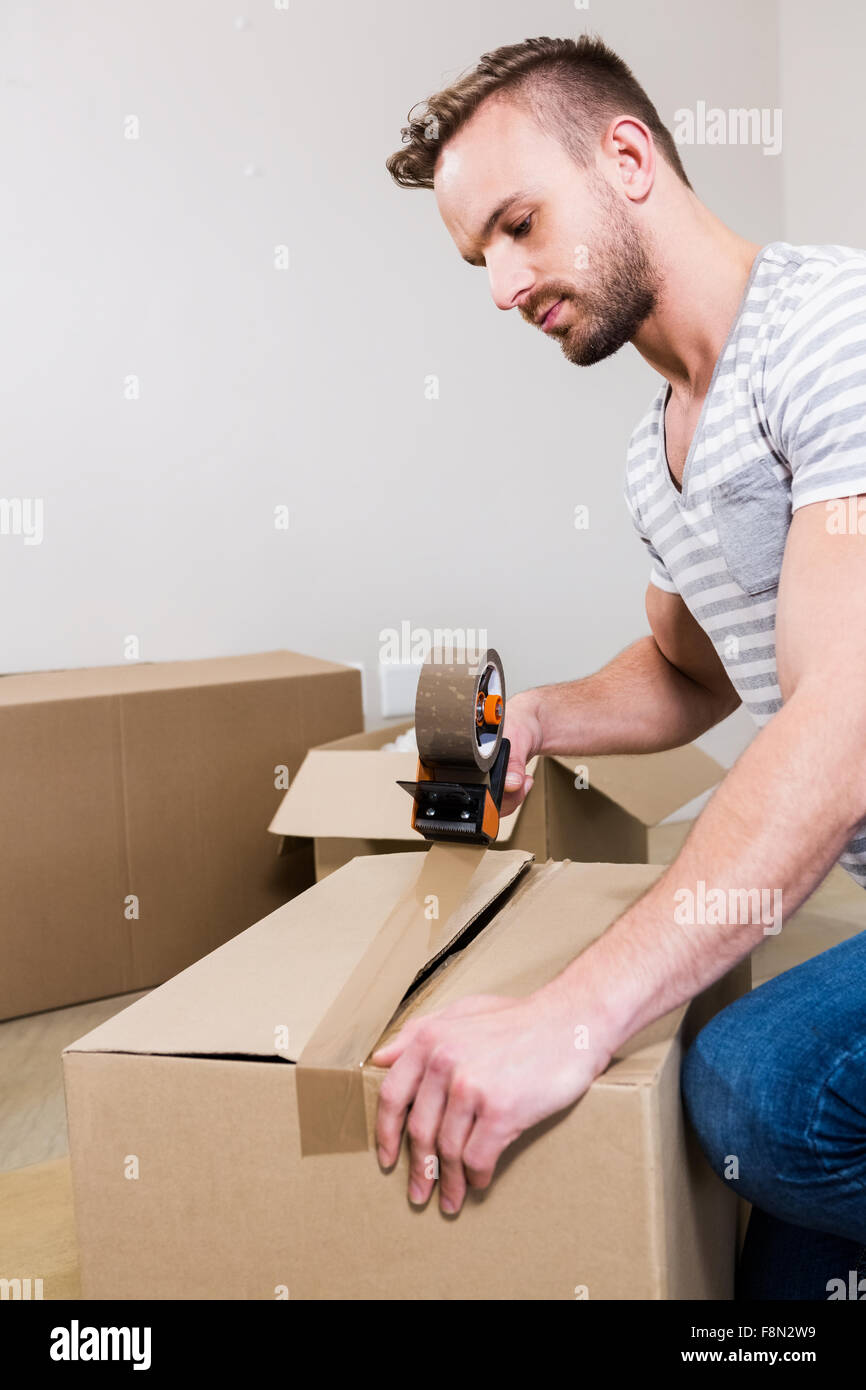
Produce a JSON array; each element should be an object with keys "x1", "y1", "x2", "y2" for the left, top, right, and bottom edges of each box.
[
  {"x1": 680, "y1": 984, "x2": 814, "y2": 1187},
  {"x1": 681, "y1": 984, "x2": 866, "y2": 1220}
]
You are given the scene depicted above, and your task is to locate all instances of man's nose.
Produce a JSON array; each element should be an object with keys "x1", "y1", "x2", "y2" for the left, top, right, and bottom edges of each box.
[{"x1": 487, "y1": 262, "x2": 534, "y2": 313}]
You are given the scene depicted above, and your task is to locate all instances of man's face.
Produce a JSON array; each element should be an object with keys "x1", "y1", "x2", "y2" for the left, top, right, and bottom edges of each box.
[{"x1": 434, "y1": 97, "x2": 660, "y2": 366}]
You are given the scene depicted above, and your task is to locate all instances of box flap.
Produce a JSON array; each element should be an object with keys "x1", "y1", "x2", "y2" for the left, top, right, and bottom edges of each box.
[
  {"x1": 376, "y1": 859, "x2": 686, "y2": 1085},
  {"x1": 549, "y1": 746, "x2": 723, "y2": 826},
  {"x1": 63, "y1": 849, "x2": 533, "y2": 1063},
  {"x1": 267, "y1": 742, "x2": 535, "y2": 842},
  {"x1": 0, "y1": 650, "x2": 355, "y2": 707},
  {"x1": 269, "y1": 747, "x2": 425, "y2": 840}
]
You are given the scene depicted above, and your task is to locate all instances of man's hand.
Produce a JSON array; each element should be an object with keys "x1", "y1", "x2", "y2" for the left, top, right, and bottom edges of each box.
[
  {"x1": 370, "y1": 986, "x2": 613, "y2": 1214},
  {"x1": 500, "y1": 690, "x2": 544, "y2": 816}
]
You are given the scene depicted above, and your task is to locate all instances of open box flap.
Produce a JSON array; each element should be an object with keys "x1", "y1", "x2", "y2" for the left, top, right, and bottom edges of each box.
[
  {"x1": 63, "y1": 848, "x2": 534, "y2": 1063},
  {"x1": 268, "y1": 747, "x2": 425, "y2": 840},
  {"x1": 549, "y1": 745, "x2": 723, "y2": 826}
]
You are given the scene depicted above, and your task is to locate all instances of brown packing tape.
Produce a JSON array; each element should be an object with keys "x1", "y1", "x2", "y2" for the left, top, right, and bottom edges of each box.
[
  {"x1": 296, "y1": 842, "x2": 489, "y2": 1156},
  {"x1": 415, "y1": 647, "x2": 505, "y2": 772}
]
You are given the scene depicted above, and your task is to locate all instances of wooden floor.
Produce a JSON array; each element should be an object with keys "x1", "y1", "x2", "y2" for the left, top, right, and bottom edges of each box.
[
  {"x1": 0, "y1": 988, "x2": 151, "y2": 1302},
  {"x1": 0, "y1": 830, "x2": 862, "y2": 1299},
  {"x1": 0, "y1": 989, "x2": 149, "y2": 1173},
  {"x1": 0, "y1": 1158, "x2": 79, "y2": 1299}
]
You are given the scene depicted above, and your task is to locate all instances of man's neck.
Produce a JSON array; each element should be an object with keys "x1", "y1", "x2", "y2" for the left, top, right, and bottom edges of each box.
[{"x1": 634, "y1": 203, "x2": 765, "y2": 407}]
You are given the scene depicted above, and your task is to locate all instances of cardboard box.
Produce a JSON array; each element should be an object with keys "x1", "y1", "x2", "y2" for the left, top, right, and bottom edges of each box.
[
  {"x1": 268, "y1": 719, "x2": 724, "y2": 879},
  {"x1": 752, "y1": 867, "x2": 866, "y2": 987},
  {"x1": 63, "y1": 850, "x2": 748, "y2": 1300},
  {"x1": 0, "y1": 651, "x2": 362, "y2": 1020}
]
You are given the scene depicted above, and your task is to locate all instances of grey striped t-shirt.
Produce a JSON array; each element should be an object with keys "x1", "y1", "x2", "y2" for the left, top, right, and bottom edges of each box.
[{"x1": 624, "y1": 240, "x2": 866, "y2": 889}]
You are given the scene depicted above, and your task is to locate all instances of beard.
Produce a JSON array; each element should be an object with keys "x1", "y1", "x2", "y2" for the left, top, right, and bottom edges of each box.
[{"x1": 531, "y1": 172, "x2": 662, "y2": 367}]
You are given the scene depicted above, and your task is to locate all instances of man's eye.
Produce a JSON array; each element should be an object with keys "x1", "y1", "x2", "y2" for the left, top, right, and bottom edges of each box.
[{"x1": 511, "y1": 216, "x2": 532, "y2": 238}]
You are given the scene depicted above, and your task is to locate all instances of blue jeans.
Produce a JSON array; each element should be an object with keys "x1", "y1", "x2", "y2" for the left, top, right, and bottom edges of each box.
[{"x1": 681, "y1": 927, "x2": 866, "y2": 1300}]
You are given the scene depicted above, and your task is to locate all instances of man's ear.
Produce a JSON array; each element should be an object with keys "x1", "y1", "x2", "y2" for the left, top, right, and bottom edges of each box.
[{"x1": 602, "y1": 115, "x2": 655, "y2": 200}]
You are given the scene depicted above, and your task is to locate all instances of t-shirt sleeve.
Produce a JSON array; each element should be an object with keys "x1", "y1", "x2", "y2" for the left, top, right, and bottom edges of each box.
[
  {"x1": 641, "y1": 536, "x2": 679, "y2": 593},
  {"x1": 763, "y1": 258, "x2": 866, "y2": 511},
  {"x1": 623, "y1": 486, "x2": 679, "y2": 593}
]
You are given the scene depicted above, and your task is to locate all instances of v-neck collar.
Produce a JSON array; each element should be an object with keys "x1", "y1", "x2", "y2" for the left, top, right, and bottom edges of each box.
[{"x1": 659, "y1": 241, "x2": 779, "y2": 500}]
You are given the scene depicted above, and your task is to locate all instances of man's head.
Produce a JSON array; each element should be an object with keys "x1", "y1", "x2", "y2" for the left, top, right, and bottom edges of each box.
[{"x1": 385, "y1": 35, "x2": 691, "y2": 366}]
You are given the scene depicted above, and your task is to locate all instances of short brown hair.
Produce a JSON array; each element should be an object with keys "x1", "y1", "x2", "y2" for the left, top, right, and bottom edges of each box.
[{"x1": 385, "y1": 33, "x2": 692, "y2": 193}]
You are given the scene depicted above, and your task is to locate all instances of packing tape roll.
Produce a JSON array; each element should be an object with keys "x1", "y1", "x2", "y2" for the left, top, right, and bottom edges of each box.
[{"x1": 415, "y1": 647, "x2": 505, "y2": 772}]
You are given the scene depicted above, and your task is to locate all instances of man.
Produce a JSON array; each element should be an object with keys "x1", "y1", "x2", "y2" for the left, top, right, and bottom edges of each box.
[{"x1": 374, "y1": 33, "x2": 866, "y2": 1299}]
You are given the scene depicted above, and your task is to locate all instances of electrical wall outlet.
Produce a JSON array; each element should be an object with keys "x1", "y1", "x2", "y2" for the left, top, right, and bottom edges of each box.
[{"x1": 378, "y1": 659, "x2": 423, "y2": 718}]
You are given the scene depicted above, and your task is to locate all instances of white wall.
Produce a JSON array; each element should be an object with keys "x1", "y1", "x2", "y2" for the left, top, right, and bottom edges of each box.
[
  {"x1": 780, "y1": 0, "x2": 866, "y2": 248},
  {"x1": 2, "y1": 0, "x2": 798, "y2": 764}
]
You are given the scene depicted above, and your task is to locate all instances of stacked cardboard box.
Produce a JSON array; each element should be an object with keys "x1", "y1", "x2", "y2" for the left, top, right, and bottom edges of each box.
[{"x1": 0, "y1": 651, "x2": 362, "y2": 1019}]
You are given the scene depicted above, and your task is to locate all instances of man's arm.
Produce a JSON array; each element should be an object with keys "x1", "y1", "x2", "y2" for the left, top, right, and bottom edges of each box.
[
  {"x1": 501, "y1": 587, "x2": 740, "y2": 812},
  {"x1": 532, "y1": 584, "x2": 742, "y2": 753},
  {"x1": 374, "y1": 499, "x2": 866, "y2": 1213},
  {"x1": 561, "y1": 495, "x2": 866, "y2": 1040}
]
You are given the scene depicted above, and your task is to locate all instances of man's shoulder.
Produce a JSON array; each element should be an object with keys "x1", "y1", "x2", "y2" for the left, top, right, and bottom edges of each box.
[
  {"x1": 758, "y1": 239, "x2": 866, "y2": 286},
  {"x1": 757, "y1": 241, "x2": 866, "y2": 345}
]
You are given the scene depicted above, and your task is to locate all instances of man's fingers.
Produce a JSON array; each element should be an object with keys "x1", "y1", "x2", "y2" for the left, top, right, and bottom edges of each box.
[
  {"x1": 369, "y1": 1016, "x2": 424, "y2": 1068},
  {"x1": 405, "y1": 1061, "x2": 450, "y2": 1205},
  {"x1": 503, "y1": 736, "x2": 529, "y2": 792},
  {"x1": 500, "y1": 771, "x2": 534, "y2": 818},
  {"x1": 371, "y1": 1000, "x2": 503, "y2": 1070},
  {"x1": 436, "y1": 1082, "x2": 478, "y2": 1215},
  {"x1": 462, "y1": 1113, "x2": 515, "y2": 1192},
  {"x1": 375, "y1": 1044, "x2": 430, "y2": 1166}
]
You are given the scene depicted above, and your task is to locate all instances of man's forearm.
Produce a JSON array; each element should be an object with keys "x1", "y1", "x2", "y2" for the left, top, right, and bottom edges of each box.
[
  {"x1": 527, "y1": 635, "x2": 735, "y2": 757},
  {"x1": 535, "y1": 684, "x2": 866, "y2": 1058}
]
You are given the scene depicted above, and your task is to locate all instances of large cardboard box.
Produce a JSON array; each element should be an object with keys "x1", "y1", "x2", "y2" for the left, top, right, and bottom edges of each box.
[
  {"x1": 268, "y1": 719, "x2": 724, "y2": 879},
  {"x1": 0, "y1": 651, "x2": 362, "y2": 1020},
  {"x1": 63, "y1": 850, "x2": 748, "y2": 1300}
]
